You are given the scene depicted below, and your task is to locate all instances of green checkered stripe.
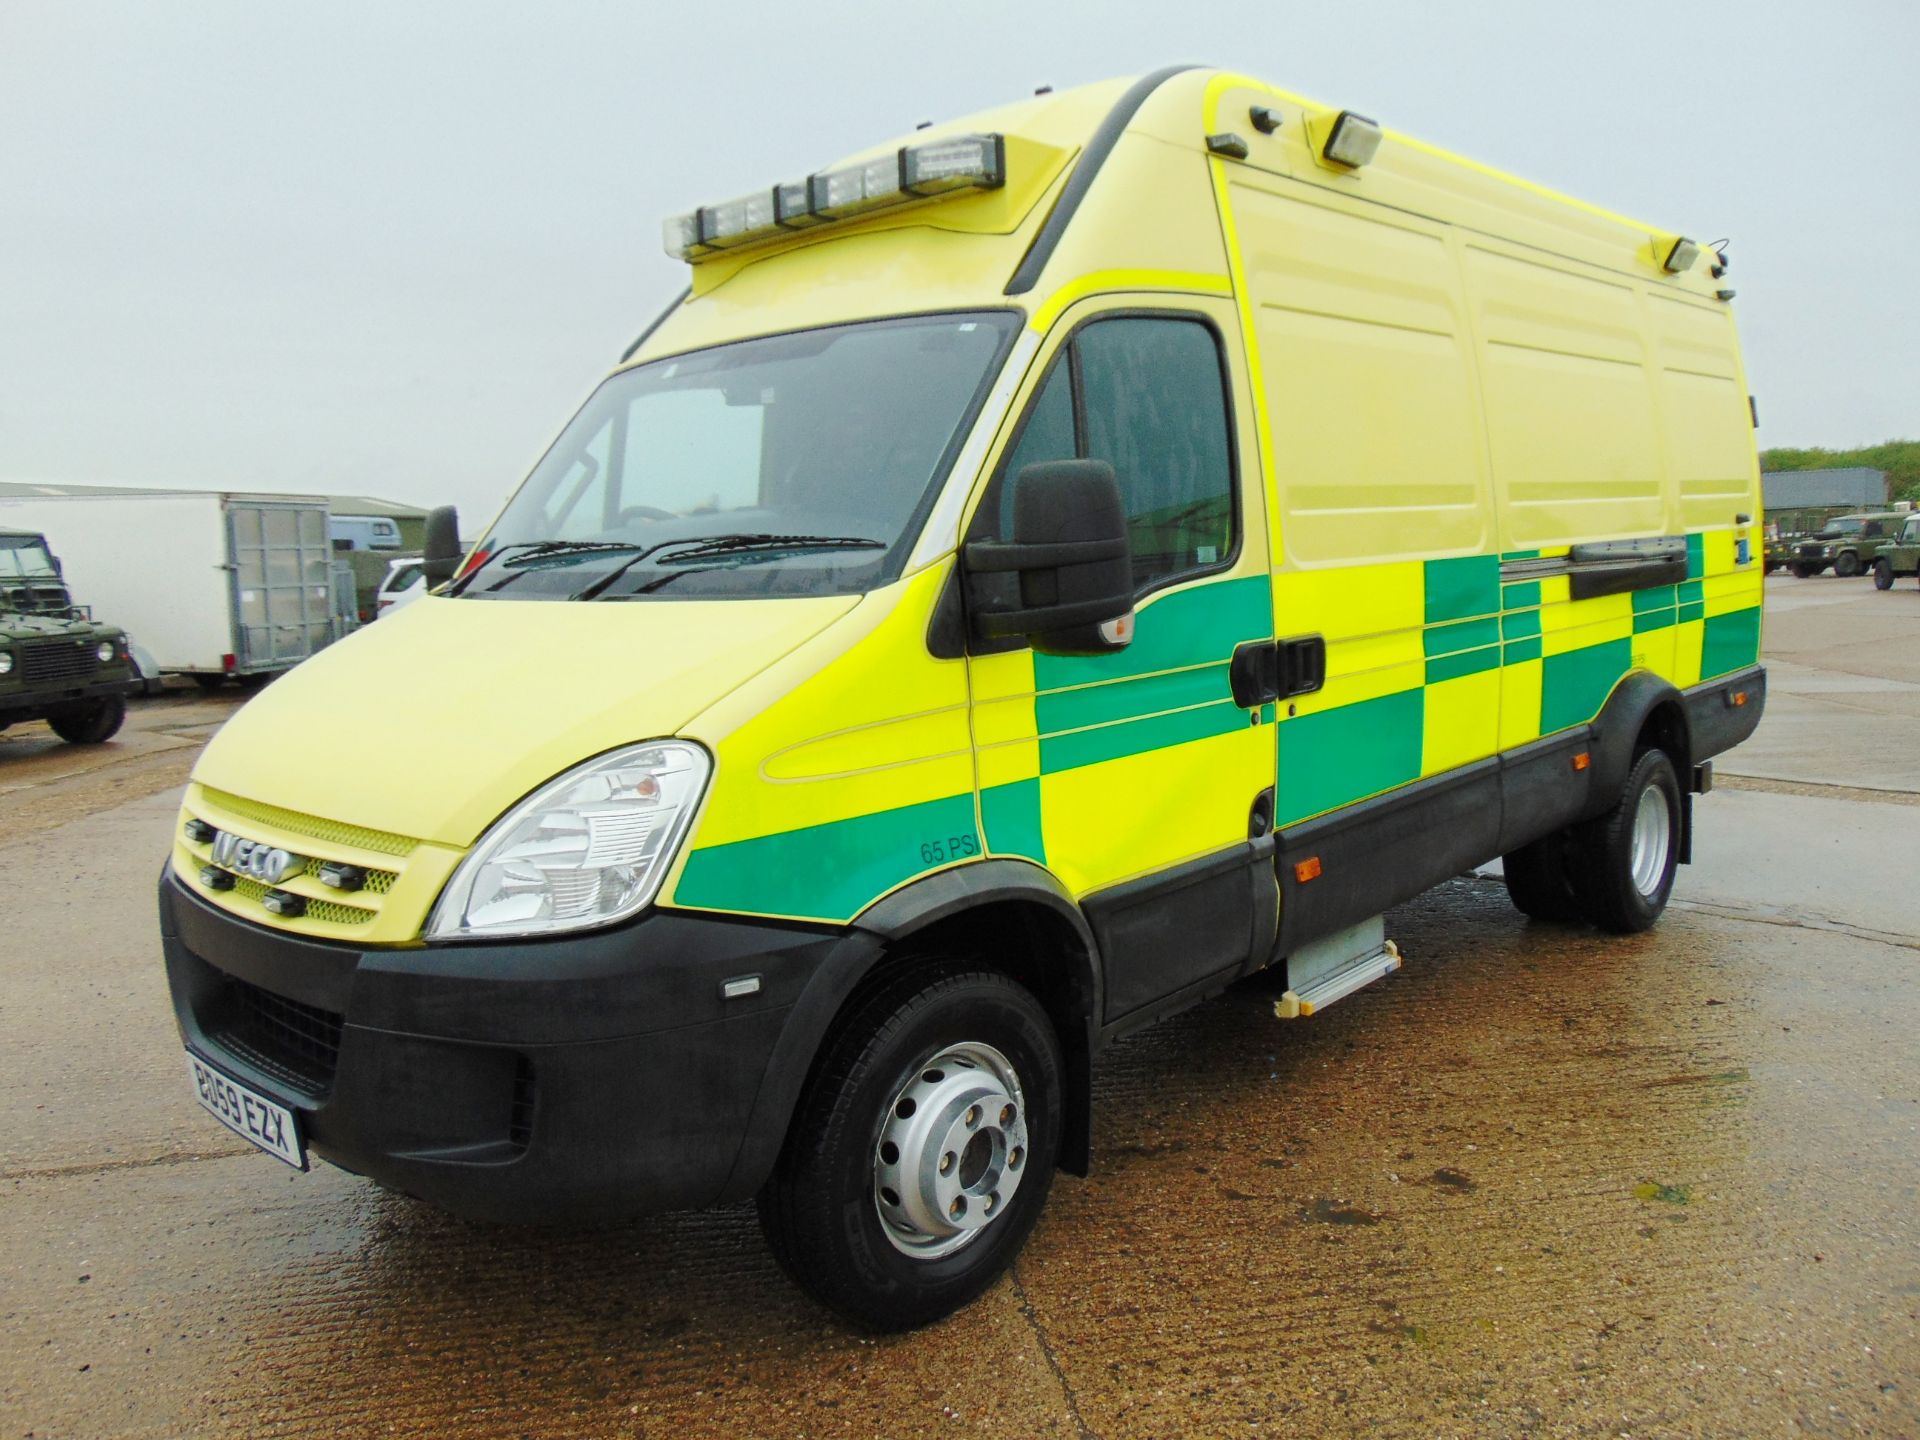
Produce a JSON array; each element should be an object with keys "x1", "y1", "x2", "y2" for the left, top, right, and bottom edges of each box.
[{"x1": 1274, "y1": 541, "x2": 1761, "y2": 828}]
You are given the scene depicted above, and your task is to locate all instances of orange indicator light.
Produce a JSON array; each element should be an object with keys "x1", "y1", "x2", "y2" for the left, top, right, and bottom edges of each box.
[
  {"x1": 1294, "y1": 856, "x2": 1322, "y2": 883},
  {"x1": 1573, "y1": 752, "x2": 1591, "y2": 771}
]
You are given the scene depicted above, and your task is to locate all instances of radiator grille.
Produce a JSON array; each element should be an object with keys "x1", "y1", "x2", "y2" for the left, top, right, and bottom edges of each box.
[
  {"x1": 209, "y1": 977, "x2": 345, "y2": 1096},
  {"x1": 19, "y1": 638, "x2": 99, "y2": 683}
]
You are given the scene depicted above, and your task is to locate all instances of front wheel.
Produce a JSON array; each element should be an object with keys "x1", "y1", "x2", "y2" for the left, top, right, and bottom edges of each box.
[
  {"x1": 48, "y1": 696, "x2": 125, "y2": 745},
  {"x1": 757, "y1": 965, "x2": 1063, "y2": 1331},
  {"x1": 1570, "y1": 748, "x2": 1682, "y2": 934},
  {"x1": 1834, "y1": 550, "x2": 1863, "y2": 578},
  {"x1": 1789, "y1": 563, "x2": 1818, "y2": 578}
]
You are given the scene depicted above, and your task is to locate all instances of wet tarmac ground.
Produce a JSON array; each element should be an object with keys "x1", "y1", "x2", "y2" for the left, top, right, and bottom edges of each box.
[{"x1": 4, "y1": 578, "x2": 1917, "y2": 1438}]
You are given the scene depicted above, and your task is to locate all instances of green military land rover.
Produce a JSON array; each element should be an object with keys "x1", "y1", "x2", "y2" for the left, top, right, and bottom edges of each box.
[
  {"x1": 1871, "y1": 513, "x2": 1920, "y2": 591},
  {"x1": 0, "y1": 528, "x2": 137, "y2": 745},
  {"x1": 1788, "y1": 512, "x2": 1907, "y2": 578}
]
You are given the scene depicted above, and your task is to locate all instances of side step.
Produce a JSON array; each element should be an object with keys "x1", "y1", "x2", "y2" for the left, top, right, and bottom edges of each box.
[{"x1": 1273, "y1": 915, "x2": 1402, "y2": 1020}]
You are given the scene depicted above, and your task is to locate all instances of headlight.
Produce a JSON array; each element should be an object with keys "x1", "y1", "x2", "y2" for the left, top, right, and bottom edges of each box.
[
  {"x1": 427, "y1": 741, "x2": 711, "y2": 941},
  {"x1": 96, "y1": 641, "x2": 116, "y2": 662},
  {"x1": 0, "y1": 651, "x2": 12, "y2": 675}
]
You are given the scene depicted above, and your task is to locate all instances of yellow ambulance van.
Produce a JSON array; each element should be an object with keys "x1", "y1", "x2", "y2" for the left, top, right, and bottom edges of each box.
[{"x1": 163, "y1": 66, "x2": 1765, "y2": 1329}]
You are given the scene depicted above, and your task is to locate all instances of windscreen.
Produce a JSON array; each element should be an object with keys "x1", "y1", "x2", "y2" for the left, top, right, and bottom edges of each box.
[
  {"x1": 455, "y1": 312, "x2": 1017, "y2": 602},
  {"x1": 0, "y1": 535, "x2": 57, "y2": 579}
]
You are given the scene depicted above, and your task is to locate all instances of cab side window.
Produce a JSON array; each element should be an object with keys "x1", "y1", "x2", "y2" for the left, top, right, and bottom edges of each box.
[{"x1": 977, "y1": 315, "x2": 1236, "y2": 595}]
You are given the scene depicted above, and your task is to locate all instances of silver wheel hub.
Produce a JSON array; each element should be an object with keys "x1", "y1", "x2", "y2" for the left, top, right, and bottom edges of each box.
[
  {"x1": 873, "y1": 1041, "x2": 1028, "y2": 1259},
  {"x1": 1630, "y1": 782, "x2": 1671, "y2": 897}
]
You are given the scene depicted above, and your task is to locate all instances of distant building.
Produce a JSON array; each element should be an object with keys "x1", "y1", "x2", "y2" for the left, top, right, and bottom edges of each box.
[{"x1": 1760, "y1": 467, "x2": 1888, "y2": 510}]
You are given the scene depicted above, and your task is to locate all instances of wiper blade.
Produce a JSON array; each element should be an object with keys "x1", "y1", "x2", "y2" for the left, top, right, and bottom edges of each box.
[
  {"x1": 449, "y1": 540, "x2": 656, "y2": 595},
  {"x1": 500, "y1": 541, "x2": 654, "y2": 567},
  {"x1": 657, "y1": 533, "x2": 885, "y2": 560},
  {"x1": 575, "y1": 534, "x2": 884, "y2": 601}
]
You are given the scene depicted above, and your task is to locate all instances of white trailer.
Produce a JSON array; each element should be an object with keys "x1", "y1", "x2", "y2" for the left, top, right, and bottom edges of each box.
[{"x1": 0, "y1": 490, "x2": 351, "y2": 680}]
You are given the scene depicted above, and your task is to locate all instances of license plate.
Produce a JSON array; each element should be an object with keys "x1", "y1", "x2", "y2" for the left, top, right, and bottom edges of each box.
[{"x1": 185, "y1": 1051, "x2": 307, "y2": 1169}]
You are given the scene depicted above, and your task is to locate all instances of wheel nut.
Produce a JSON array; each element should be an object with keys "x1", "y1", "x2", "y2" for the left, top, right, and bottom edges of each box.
[
  {"x1": 1000, "y1": 1104, "x2": 1015, "y2": 1126},
  {"x1": 965, "y1": 1105, "x2": 980, "y2": 1128},
  {"x1": 939, "y1": 1152, "x2": 954, "y2": 1175},
  {"x1": 1009, "y1": 1146, "x2": 1023, "y2": 1169},
  {"x1": 949, "y1": 1196, "x2": 967, "y2": 1220}
]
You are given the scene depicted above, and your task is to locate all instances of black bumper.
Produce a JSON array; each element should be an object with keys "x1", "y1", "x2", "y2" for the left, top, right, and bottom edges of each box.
[
  {"x1": 1683, "y1": 664, "x2": 1766, "y2": 762},
  {"x1": 0, "y1": 674, "x2": 137, "y2": 723},
  {"x1": 159, "y1": 873, "x2": 847, "y2": 1224}
]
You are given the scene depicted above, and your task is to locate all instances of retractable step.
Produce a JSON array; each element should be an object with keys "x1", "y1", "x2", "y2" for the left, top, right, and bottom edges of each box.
[{"x1": 1273, "y1": 915, "x2": 1402, "y2": 1019}]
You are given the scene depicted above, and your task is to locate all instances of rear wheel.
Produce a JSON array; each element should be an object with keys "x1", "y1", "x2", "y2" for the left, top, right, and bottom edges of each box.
[
  {"x1": 1835, "y1": 550, "x2": 1863, "y2": 578},
  {"x1": 1569, "y1": 748, "x2": 1682, "y2": 934},
  {"x1": 48, "y1": 695, "x2": 125, "y2": 745},
  {"x1": 1789, "y1": 563, "x2": 1818, "y2": 578},
  {"x1": 1874, "y1": 558, "x2": 1894, "y2": 590},
  {"x1": 190, "y1": 674, "x2": 227, "y2": 692},
  {"x1": 757, "y1": 964, "x2": 1063, "y2": 1332},
  {"x1": 1501, "y1": 831, "x2": 1585, "y2": 922}
]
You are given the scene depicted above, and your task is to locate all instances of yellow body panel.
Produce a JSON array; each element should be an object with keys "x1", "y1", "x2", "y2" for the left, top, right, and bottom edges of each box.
[{"x1": 177, "y1": 65, "x2": 1761, "y2": 944}]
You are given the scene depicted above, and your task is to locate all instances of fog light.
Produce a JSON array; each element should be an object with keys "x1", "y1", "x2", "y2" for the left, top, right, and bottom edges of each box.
[
  {"x1": 184, "y1": 818, "x2": 217, "y2": 844},
  {"x1": 261, "y1": 889, "x2": 307, "y2": 918},
  {"x1": 317, "y1": 861, "x2": 367, "y2": 892},
  {"x1": 199, "y1": 865, "x2": 236, "y2": 892}
]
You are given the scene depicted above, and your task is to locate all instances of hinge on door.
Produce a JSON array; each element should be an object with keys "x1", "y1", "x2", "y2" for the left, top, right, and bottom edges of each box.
[{"x1": 1230, "y1": 636, "x2": 1326, "y2": 708}]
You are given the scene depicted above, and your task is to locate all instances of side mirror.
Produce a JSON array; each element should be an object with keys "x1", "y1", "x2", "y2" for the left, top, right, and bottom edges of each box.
[
  {"x1": 964, "y1": 460, "x2": 1134, "y2": 656},
  {"x1": 421, "y1": 505, "x2": 463, "y2": 586}
]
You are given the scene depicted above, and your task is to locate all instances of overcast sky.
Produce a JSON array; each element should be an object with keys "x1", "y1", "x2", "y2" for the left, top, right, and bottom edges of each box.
[{"x1": 2, "y1": 0, "x2": 1914, "y2": 519}]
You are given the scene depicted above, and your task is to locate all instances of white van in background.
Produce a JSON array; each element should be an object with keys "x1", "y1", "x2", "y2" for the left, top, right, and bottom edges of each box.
[{"x1": 374, "y1": 556, "x2": 426, "y2": 618}]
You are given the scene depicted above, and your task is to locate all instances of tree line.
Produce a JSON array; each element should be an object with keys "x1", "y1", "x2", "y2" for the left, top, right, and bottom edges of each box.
[{"x1": 1760, "y1": 440, "x2": 1920, "y2": 503}]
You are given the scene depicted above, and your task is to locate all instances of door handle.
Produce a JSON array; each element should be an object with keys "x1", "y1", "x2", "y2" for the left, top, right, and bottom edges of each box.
[{"x1": 1231, "y1": 636, "x2": 1325, "y2": 707}]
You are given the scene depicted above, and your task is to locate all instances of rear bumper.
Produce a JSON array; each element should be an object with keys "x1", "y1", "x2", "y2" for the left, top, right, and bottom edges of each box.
[
  {"x1": 159, "y1": 871, "x2": 841, "y2": 1224},
  {"x1": 1684, "y1": 665, "x2": 1765, "y2": 763}
]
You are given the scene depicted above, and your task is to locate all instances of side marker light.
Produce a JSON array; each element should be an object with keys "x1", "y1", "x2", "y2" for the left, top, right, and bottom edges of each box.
[
  {"x1": 1206, "y1": 132, "x2": 1250, "y2": 160},
  {"x1": 1294, "y1": 856, "x2": 1322, "y2": 884},
  {"x1": 1573, "y1": 752, "x2": 1591, "y2": 771}
]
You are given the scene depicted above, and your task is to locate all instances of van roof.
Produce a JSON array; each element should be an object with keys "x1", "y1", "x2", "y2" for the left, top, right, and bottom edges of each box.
[{"x1": 634, "y1": 67, "x2": 1719, "y2": 365}]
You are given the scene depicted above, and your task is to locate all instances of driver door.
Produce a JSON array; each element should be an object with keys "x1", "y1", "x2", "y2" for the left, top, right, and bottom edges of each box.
[{"x1": 964, "y1": 297, "x2": 1278, "y2": 1023}]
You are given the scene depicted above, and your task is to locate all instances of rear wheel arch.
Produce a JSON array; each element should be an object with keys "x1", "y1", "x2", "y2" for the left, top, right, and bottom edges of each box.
[{"x1": 1588, "y1": 672, "x2": 1691, "y2": 811}]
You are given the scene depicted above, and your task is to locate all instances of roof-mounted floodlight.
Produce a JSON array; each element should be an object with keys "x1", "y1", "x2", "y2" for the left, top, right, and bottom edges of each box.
[
  {"x1": 1661, "y1": 236, "x2": 1700, "y2": 273},
  {"x1": 663, "y1": 132, "x2": 1007, "y2": 263},
  {"x1": 1322, "y1": 111, "x2": 1382, "y2": 168}
]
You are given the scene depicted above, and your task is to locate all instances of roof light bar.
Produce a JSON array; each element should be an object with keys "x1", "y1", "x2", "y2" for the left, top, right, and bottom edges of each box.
[
  {"x1": 663, "y1": 132, "x2": 1006, "y2": 263},
  {"x1": 1322, "y1": 110, "x2": 1383, "y2": 169}
]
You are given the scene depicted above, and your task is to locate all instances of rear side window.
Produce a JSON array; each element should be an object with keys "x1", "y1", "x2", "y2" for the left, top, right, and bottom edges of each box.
[{"x1": 975, "y1": 315, "x2": 1236, "y2": 595}]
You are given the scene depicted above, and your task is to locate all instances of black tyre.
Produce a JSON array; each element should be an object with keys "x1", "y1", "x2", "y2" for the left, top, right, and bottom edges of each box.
[
  {"x1": 1873, "y1": 558, "x2": 1894, "y2": 590},
  {"x1": 1569, "y1": 748, "x2": 1682, "y2": 934},
  {"x1": 1834, "y1": 549, "x2": 1863, "y2": 578},
  {"x1": 1789, "y1": 563, "x2": 1815, "y2": 578},
  {"x1": 757, "y1": 965, "x2": 1063, "y2": 1332},
  {"x1": 1501, "y1": 831, "x2": 1586, "y2": 922},
  {"x1": 48, "y1": 695, "x2": 125, "y2": 745},
  {"x1": 190, "y1": 674, "x2": 227, "y2": 692}
]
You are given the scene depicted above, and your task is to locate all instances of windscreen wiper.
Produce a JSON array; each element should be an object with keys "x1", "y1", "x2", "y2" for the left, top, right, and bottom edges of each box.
[
  {"x1": 575, "y1": 534, "x2": 884, "y2": 601},
  {"x1": 454, "y1": 540, "x2": 664, "y2": 596}
]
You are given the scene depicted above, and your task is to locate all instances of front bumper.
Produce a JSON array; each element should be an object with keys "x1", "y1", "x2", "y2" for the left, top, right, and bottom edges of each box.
[
  {"x1": 0, "y1": 673, "x2": 138, "y2": 723},
  {"x1": 159, "y1": 871, "x2": 842, "y2": 1224}
]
